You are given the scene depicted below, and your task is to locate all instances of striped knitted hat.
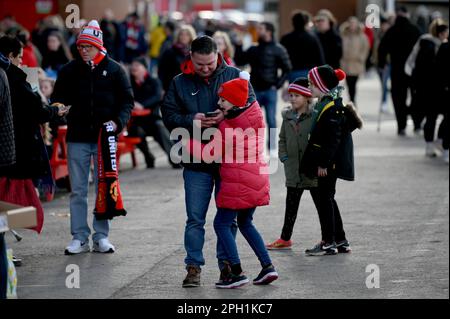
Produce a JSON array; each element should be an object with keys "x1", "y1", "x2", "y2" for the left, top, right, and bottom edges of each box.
[
  {"x1": 76, "y1": 20, "x2": 104, "y2": 50},
  {"x1": 308, "y1": 65, "x2": 346, "y2": 94},
  {"x1": 288, "y1": 77, "x2": 312, "y2": 97}
]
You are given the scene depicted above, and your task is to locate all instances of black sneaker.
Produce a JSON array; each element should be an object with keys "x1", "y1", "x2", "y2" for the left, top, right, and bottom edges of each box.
[
  {"x1": 253, "y1": 265, "x2": 279, "y2": 285},
  {"x1": 12, "y1": 255, "x2": 22, "y2": 267},
  {"x1": 215, "y1": 273, "x2": 249, "y2": 289},
  {"x1": 182, "y1": 265, "x2": 201, "y2": 288},
  {"x1": 305, "y1": 241, "x2": 338, "y2": 256},
  {"x1": 217, "y1": 262, "x2": 231, "y2": 284},
  {"x1": 336, "y1": 240, "x2": 352, "y2": 253}
]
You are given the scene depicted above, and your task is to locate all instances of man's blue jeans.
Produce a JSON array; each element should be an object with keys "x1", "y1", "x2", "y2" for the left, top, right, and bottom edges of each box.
[
  {"x1": 67, "y1": 142, "x2": 110, "y2": 244},
  {"x1": 214, "y1": 208, "x2": 272, "y2": 268},
  {"x1": 255, "y1": 88, "x2": 278, "y2": 151},
  {"x1": 183, "y1": 168, "x2": 236, "y2": 269}
]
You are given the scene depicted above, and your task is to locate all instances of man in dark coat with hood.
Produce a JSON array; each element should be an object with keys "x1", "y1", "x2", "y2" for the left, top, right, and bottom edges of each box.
[
  {"x1": 281, "y1": 10, "x2": 325, "y2": 82},
  {"x1": 314, "y1": 10, "x2": 343, "y2": 70},
  {"x1": 378, "y1": 6, "x2": 421, "y2": 135}
]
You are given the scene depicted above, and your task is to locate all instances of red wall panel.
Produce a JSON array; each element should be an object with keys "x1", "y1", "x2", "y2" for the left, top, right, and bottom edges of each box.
[{"x1": 1, "y1": 0, "x2": 59, "y2": 32}]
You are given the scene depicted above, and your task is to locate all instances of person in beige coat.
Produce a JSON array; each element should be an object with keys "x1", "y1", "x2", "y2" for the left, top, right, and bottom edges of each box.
[{"x1": 340, "y1": 17, "x2": 370, "y2": 104}]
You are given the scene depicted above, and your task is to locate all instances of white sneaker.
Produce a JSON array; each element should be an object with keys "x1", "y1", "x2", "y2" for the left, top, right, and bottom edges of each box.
[
  {"x1": 426, "y1": 143, "x2": 437, "y2": 157},
  {"x1": 435, "y1": 139, "x2": 444, "y2": 153},
  {"x1": 93, "y1": 238, "x2": 115, "y2": 253},
  {"x1": 65, "y1": 239, "x2": 90, "y2": 255},
  {"x1": 380, "y1": 102, "x2": 389, "y2": 114},
  {"x1": 443, "y1": 150, "x2": 449, "y2": 164}
]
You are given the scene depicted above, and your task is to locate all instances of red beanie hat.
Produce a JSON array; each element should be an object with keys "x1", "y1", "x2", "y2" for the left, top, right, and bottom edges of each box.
[
  {"x1": 76, "y1": 20, "x2": 105, "y2": 51},
  {"x1": 218, "y1": 71, "x2": 250, "y2": 107}
]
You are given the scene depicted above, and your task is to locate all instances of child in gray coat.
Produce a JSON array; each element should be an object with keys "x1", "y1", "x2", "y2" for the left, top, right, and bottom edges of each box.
[{"x1": 267, "y1": 78, "x2": 319, "y2": 250}]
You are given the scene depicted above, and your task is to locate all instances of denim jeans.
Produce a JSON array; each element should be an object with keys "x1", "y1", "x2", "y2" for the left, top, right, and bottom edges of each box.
[
  {"x1": 255, "y1": 88, "x2": 278, "y2": 151},
  {"x1": 183, "y1": 168, "x2": 235, "y2": 268},
  {"x1": 214, "y1": 208, "x2": 272, "y2": 268},
  {"x1": 380, "y1": 65, "x2": 391, "y2": 105},
  {"x1": 67, "y1": 142, "x2": 110, "y2": 243}
]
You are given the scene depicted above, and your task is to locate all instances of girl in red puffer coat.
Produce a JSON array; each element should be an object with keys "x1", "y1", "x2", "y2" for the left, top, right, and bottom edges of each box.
[{"x1": 187, "y1": 71, "x2": 278, "y2": 289}]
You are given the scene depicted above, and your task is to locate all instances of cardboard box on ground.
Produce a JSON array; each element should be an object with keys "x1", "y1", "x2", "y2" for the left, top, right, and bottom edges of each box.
[{"x1": 0, "y1": 201, "x2": 37, "y2": 233}]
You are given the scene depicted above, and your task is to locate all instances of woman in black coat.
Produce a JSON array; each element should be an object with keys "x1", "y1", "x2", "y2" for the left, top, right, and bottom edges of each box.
[
  {"x1": 313, "y1": 10, "x2": 343, "y2": 70},
  {"x1": 406, "y1": 20, "x2": 448, "y2": 156},
  {"x1": 41, "y1": 31, "x2": 72, "y2": 79},
  {"x1": 0, "y1": 36, "x2": 68, "y2": 234},
  {"x1": 158, "y1": 25, "x2": 196, "y2": 92}
]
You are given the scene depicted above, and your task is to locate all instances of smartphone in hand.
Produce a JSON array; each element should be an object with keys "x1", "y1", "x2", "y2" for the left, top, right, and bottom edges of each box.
[
  {"x1": 58, "y1": 105, "x2": 72, "y2": 116},
  {"x1": 205, "y1": 111, "x2": 220, "y2": 118}
]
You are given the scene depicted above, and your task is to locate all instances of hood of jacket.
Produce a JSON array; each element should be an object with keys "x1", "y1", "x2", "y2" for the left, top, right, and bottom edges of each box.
[
  {"x1": 418, "y1": 33, "x2": 442, "y2": 49},
  {"x1": 0, "y1": 52, "x2": 11, "y2": 71},
  {"x1": 180, "y1": 53, "x2": 227, "y2": 80}
]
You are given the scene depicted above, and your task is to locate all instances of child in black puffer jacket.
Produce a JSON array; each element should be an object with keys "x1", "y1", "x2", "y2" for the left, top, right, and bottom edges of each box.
[{"x1": 301, "y1": 64, "x2": 362, "y2": 256}]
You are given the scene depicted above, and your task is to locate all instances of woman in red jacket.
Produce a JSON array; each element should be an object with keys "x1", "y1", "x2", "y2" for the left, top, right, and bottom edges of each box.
[{"x1": 188, "y1": 71, "x2": 278, "y2": 289}]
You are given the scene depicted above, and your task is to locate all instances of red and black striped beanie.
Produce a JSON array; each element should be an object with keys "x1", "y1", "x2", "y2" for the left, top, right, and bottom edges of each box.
[
  {"x1": 288, "y1": 77, "x2": 312, "y2": 97},
  {"x1": 308, "y1": 65, "x2": 346, "y2": 94}
]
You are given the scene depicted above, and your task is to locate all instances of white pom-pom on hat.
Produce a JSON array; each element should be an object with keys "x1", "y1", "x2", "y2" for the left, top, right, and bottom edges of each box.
[
  {"x1": 219, "y1": 71, "x2": 250, "y2": 107},
  {"x1": 87, "y1": 20, "x2": 100, "y2": 28},
  {"x1": 239, "y1": 71, "x2": 250, "y2": 81}
]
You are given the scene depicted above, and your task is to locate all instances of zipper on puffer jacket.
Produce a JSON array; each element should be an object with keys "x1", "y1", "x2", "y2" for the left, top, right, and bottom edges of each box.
[{"x1": 90, "y1": 69, "x2": 94, "y2": 132}]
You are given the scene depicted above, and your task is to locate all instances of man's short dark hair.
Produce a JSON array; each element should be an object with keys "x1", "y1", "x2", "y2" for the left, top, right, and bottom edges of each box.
[
  {"x1": 165, "y1": 20, "x2": 176, "y2": 33},
  {"x1": 262, "y1": 22, "x2": 275, "y2": 36},
  {"x1": 292, "y1": 10, "x2": 311, "y2": 31},
  {"x1": 190, "y1": 35, "x2": 217, "y2": 55},
  {"x1": 396, "y1": 5, "x2": 409, "y2": 15},
  {"x1": 0, "y1": 35, "x2": 23, "y2": 58}
]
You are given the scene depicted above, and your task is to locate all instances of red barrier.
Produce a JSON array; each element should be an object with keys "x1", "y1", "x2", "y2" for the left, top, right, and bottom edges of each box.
[
  {"x1": 117, "y1": 133, "x2": 141, "y2": 169},
  {"x1": 48, "y1": 126, "x2": 70, "y2": 201},
  {"x1": 116, "y1": 109, "x2": 151, "y2": 170}
]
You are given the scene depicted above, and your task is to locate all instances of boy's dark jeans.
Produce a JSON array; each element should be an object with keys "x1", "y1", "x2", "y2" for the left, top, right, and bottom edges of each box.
[{"x1": 314, "y1": 172, "x2": 347, "y2": 244}]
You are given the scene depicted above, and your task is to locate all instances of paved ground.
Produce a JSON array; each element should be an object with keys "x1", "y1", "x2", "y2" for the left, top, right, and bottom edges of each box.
[{"x1": 6, "y1": 72, "x2": 449, "y2": 300}]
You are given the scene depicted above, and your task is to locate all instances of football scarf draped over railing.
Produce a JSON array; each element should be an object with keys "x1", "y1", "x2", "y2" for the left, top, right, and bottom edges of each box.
[{"x1": 93, "y1": 122, "x2": 127, "y2": 220}]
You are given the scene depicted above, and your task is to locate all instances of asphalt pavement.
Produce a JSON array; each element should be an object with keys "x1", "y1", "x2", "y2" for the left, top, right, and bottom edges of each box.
[{"x1": 7, "y1": 71, "x2": 449, "y2": 300}]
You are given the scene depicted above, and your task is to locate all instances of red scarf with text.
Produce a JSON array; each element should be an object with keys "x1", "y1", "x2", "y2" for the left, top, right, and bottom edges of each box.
[
  {"x1": 88, "y1": 48, "x2": 107, "y2": 70},
  {"x1": 93, "y1": 122, "x2": 127, "y2": 220}
]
